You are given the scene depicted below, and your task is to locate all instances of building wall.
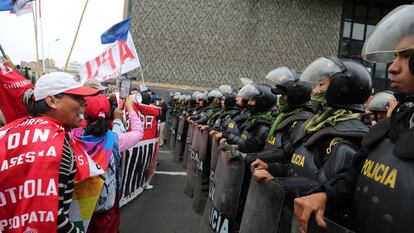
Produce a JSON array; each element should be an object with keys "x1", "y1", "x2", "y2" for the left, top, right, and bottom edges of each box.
[{"x1": 129, "y1": 0, "x2": 343, "y2": 87}]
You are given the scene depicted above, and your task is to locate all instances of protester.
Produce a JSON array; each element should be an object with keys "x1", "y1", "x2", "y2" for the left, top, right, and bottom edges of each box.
[
  {"x1": 83, "y1": 78, "x2": 108, "y2": 93},
  {"x1": 293, "y1": 5, "x2": 414, "y2": 233},
  {"x1": 129, "y1": 86, "x2": 140, "y2": 95},
  {"x1": 0, "y1": 58, "x2": 34, "y2": 124},
  {"x1": 72, "y1": 94, "x2": 143, "y2": 233},
  {"x1": 0, "y1": 72, "x2": 99, "y2": 232}
]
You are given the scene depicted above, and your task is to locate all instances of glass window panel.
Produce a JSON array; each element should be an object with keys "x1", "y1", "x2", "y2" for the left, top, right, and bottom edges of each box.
[
  {"x1": 343, "y1": 21, "x2": 351, "y2": 38},
  {"x1": 374, "y1": 63, "x2": 387, "y2": 79},
  {"x1": 352, "y1": 23, "x2": 365, "y2": 41},
  {"x1": 366, "y1": 25, "x2": 375, "y2": 39}
]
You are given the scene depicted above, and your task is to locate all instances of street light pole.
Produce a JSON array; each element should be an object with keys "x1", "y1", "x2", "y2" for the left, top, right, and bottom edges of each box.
[{"x1": 47, "y1": 38, "x2": 59, "y2": 73}]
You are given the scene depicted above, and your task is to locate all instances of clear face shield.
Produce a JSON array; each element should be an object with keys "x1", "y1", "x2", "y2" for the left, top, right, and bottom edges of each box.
[
  {"x1": 238, "y1": 78, "x2": 254, "y2": 87},
  {"x1": 300, "y1": 57, "x2": 342, "y2": 89},
  {"x1": 208, "y1": 90, "x2": 223, "y2": 99},
  {"x1": 218, "y1": 85, "x2": 233, "y2": 95},
  {"x1": 265, "y1": 66, "x2": 298, "y2": 85},
  {"x1": 361, "y1": 5, "x2": 414, "y2": 63},
  {"x1": 237, "y1": 83, "x2": 260, "y2": 100},
  {"x1": 367, "y1": 92, "x2": 394, "y2": 112}
]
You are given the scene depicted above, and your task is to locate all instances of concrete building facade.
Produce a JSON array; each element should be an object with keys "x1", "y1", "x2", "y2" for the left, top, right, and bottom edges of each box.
[{"x1": 126, "y1": 0, "x2": 412, "y2": 91}]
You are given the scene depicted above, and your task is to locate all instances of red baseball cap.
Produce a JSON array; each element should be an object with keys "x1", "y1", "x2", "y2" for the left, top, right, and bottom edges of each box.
[{"x1": 85, "y1": 94, "x2": 110, "y2": 118}]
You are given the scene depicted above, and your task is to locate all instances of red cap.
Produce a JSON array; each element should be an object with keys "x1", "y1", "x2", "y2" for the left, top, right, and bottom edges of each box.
[{"x1": 85, "y1": 94, "x2": 110, "y2": 119}]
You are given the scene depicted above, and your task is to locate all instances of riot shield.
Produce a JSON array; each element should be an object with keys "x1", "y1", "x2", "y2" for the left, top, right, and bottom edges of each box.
[
  {"x1": 192, "y1": 129, "x2": 210, "y2": 213},
  {"x1": 198, "y1": 150, "x2": 245, "y2": 233},
  {"x1": 291, "y1": 216, "x2": 355, "y2": 233},
  {"x1": 183, "y1": 125, "x2": 201, "y2": 197},
  {"x1": 209, "y1": 138, "x2": 220, "y2": 189},
  {"x1": 239, "y1": 178, "x2": 284, "y2": 233},
  {"x1": 173, "y1": 118, "x2": 186, "y2": 163},
  {"x1": 165, "y1": 113, "x2": 172, "y2": 144},
  {"x1": 182, "y1": 123, "x2": 195, "y2": 169},
  {"x1": 169, "y1": 116, "x2": 179, "y2": 151}
]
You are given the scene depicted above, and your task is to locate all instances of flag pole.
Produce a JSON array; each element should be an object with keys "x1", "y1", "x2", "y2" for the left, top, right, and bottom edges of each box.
[
  {"x1": 137, "y1": 53, "x2": 145, "y2": 86},
  {"x1": 39, "y1": 0, "x2": 46, "y2": 74},
  {"x1": 0, "y1": 43, "x2": 6, "y2": 58},
  {"x1": 32, "y1": 0, "x2": 40, "y2": 80},
  {"x1": 64, "y1": 0, "x2": 89, "y2": 72}
]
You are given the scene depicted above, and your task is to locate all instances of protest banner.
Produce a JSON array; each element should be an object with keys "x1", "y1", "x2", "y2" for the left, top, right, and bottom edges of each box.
[
  {"x1": 0, "y1": 63, "x2": 33, "y2": 123},
  {"x1": 119, "y1": 103, "x2": 161, "y2": 207},
  {"x1": 79, "y1": 18, "x2": 141, "y2": 83}
]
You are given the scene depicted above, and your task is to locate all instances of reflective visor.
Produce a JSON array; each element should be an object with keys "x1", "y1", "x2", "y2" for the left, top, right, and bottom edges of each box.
[
  {"x1": 361, "y1": 5, "x2": 414, "y2": 63},
  {"x1": 300, "y1": 57, "x2": 341, "y2": 88},
  {"x1": 265, "y1": 66, "x2": 298, "y2": 85}
]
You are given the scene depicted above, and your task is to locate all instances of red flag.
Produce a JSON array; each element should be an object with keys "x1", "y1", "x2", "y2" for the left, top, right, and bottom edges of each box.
[
  {"x1": 0, "y1": 116, "x2": 64, "y2": 232},
  {"x1": 0, "y1": 64, "x2": 33, "y2": 123}
]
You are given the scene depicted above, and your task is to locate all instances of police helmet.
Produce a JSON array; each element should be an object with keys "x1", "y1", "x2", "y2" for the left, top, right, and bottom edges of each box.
[
  {"x1": 185, "y1": 95, "x2": 191, "y2": 102},
  {"x1": 301, "y1": 56, "x2": 372, "y2": 112},
  {"x1": 266, "y1": 67, "x2": 311, "y2": 107},
  {"x1": 367, "y1": 91, "x2": 395, "y2": 112},
  {"x1": 208, "y1": 89, "x2": 223, "y2": 99},
  {"x1": 239, "y1": 83, "x2": 276, "y2": 112},
  {"x1": 218, "y1": 85, "x2": 233, "y2": 96},
  {"x1": 361, "y1": 4, "x2": 414, "y2": 75}
]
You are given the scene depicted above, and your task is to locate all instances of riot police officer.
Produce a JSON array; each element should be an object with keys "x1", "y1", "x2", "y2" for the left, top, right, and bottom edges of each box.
[
  {"x1": 216, "y1": 84, "x2": 252, "y2": 143},
  {"x1": 294, "y1": 5, "x2": 414, "y2": 233},
  {"x1": 222, "y1": 83, "x2": 276, "y2": 153},
  {"x1": 249, "y1": 66, "x2": 313, "y2": 172},
  {"x1": 192, "y1": 89, "x2": 223, "y2": 126},
  {"x1": 209, "y1": 89, "x2": 240, "y2": 137},
  {"x1": 253, "y1": 56, "x2": 371, "y2": 232}
]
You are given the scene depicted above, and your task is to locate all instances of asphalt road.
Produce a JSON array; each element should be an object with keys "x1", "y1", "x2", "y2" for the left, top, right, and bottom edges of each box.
[{"x1": 120, "y1": 146, "x2": 202, "y2": 233}]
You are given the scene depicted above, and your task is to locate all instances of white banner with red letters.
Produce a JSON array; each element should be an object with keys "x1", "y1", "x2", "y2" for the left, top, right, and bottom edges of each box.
[{"x1": 79, "y1": 32, "x2": 140, "y2": 83}]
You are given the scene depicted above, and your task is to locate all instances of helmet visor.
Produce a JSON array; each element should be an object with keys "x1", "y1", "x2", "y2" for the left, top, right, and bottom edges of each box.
[
  {"x1": 219, "y1": 85, "x2": 233, "y2": 95},
  {"x1": 239, "y1": 78, "x2": 254, "y2": 86},
  {"x1": 367, "y1": 92, "x2": 394, "y2": 112},
  {"x1": 265, "y1": 67, "x2": 298, "y2": 85},
  {"x1": 237, "y1": 83, "x2": 260, "y2": 100},
  {"x1": 361, "y1": 5, "x2": 414, "y2": 63},
  {"x1": 208, "y1": 90, "x2": 223, "y2": 98},
  {"x1": 300, "y1": 57, "x2": 342, "y2": 88}
]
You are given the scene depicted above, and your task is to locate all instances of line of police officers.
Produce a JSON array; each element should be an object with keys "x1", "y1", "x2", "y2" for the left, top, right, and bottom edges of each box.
[{"x1": 166, "y1": 4, "x2": 414, "y2": 233}]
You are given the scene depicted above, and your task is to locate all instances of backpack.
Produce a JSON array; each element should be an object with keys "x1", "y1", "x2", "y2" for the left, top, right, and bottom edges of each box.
[{"x1": 94, "y1": 134, "x2": 121, "y2": 213}]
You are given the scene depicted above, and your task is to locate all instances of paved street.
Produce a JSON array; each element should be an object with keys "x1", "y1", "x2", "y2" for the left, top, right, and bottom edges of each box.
[{"x1": 120, "y1": 146, "x2": 202, "y2": 233}]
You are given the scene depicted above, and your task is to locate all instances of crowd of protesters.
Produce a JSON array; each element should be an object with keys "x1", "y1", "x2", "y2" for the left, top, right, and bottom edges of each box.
[{"x1": 0, "y1": 65, "x2": 150, "y2": 232}]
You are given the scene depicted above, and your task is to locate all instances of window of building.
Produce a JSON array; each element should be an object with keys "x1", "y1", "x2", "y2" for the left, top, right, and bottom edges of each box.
[{"x1": 338, "y1": 0, "x2": 410, "y2": 92}]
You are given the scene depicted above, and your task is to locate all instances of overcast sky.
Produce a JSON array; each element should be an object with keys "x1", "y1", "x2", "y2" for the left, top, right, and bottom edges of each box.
[{"x1": 0, "y1": 0, "x2": 125, "y2": 68}]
